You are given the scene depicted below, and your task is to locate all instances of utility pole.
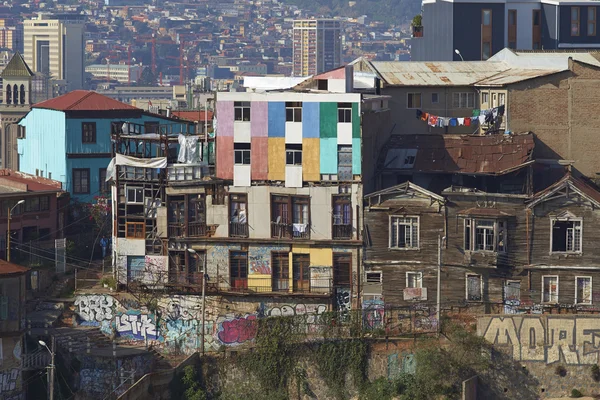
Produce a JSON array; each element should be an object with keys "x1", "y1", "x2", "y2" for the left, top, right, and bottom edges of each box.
[
  {"x1": 49, "y1": 336, "x2": 55, "y2": 400},
  {"x1": 437, "y1": 235, "x2": 443, "y2": 337},
  {"x1": 188, "y1": 249, "x2": 207, "y2": 355},
  {"x1": 7, "y1": 200, "x2": 24, "y2": 262}
]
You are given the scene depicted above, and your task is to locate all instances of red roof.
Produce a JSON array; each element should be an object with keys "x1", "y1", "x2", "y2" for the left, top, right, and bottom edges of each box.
[
  {"x1": 172, "y1": 110, "x2": 213, "y2": 122},
  {"x1": 33, "y1": 90, "x2": 140, "y2": 112},
  {"x1": 0, "y1": 169, "x2": 63, "y2": 192},
  {"x1": 0, "y1": 260, "x2": 29, "y2": 276}
]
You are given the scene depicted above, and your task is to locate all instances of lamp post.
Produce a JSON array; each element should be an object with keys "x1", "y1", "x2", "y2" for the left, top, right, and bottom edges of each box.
[
  {"x1": 7, "y1": 199, "x2": 24, "y2": 262},
  {"x1": 454, "y1": 49, "x2": 465, "y2": 61},
  {"x1": 39, "y1": 338, "x2": 55, "y2": 400},
  {"x1": 187, "y1": 248, "x2": 207, "y2": 355}
]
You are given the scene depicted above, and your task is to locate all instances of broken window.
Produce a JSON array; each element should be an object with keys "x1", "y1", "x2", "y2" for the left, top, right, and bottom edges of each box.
[
  {"x1": 542, "y1": 276, "x2": 558, "y2": 303},
  {"x1": 464, "y1": 218, "x2": 506, "y2": 252},
  {"x1": 406, "y1": 272, "x2": 422, "y2": 288},
  {"x1": 551, "y1": 219, "x2": 582, "y2": 253},
  {"x1": 390, "y1": 216, "x2": 419, "y2": 249},
  {"x1": 466, "y1": 274, "x2": 482, "y2": 301},
  {"x1": 576, "y1": 276, "x2": 592, "y2": 304}
]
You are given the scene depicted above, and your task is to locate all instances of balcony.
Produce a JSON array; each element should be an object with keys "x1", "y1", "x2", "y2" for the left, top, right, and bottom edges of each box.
[
  {"x1": 411, "y1": 25, "x2": 423, "y2": 38},
  {"x1": 168, "y1": 222, "x2": 207, "y2": 238},
  {"x1": 118, "y1": 166, "x2": 161, "y2": 181},
  {"x1": 229, "y1": 222, "x2": 249, "y2": 238},
  {"x1": 332, "y1": 224, "x2": 353, "y2": 240},
  {"x1": 168, "y1": 272, "x2": 204, "y2": 286},
  {"x1": 225, "y1": 277, "x2": 332, "y2": 294},
  {"x1": 271, "y1": 222, "x2": 310, "y2": 240}
]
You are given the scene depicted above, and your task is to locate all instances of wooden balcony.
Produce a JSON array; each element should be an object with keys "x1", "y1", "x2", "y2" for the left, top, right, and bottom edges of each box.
[
  {"x1": 271, "y1": 222, "x2": 310, "y2": 240},
  {"x1": 332, "y1": 224, "x2": 353, "y2": 240},
  {"x1": 229, "y1": 222, "x2": 249, "y2": 238}
]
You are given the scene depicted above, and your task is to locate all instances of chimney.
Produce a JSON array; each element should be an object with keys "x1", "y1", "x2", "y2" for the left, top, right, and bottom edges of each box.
[
  {"x1": 375, "y1": 77, "x2": 381, "y2": 95},
  {"x1": 345, "y1": 64, "x2": 354, "y2": 93}
]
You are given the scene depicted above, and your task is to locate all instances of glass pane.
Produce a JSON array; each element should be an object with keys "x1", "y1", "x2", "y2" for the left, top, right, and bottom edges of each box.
[
  {"x1": 483, "y1": 10, "x2": 491, "y2": 25},
  {"x1": 572, "y1": 7, "x2": 579, "y2": 20}
]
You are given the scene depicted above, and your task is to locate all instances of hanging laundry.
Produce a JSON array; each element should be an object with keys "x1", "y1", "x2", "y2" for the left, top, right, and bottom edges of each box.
[
  {"x1": 416, "y1": 109, "x2": 423, "y2": 119},
  {"x1": 443, "y1": 118, "x2": 450, "y2": 127},
  {"x1": 457, "y1": 118, "x2": 465, "y2": 126},
  {"x1": 485, "y1": 110, "x2": 494, "y2": 124},
  {"x1": 421, "y1": 112, "x2": 429, "y2": 122},
  {"x1": 464, "y1": 118, "x2": 471, "y2": 127},
  {"x1": 428, "y1": 115, "x2": 438, "y2": 126},
  {"x1": 492, "y1": 107, "x2": 499, "y2": 119},
  {"x1": 470, "y1": 117, "x2": 479, "y2": 125},
  {"x1": 472, "y1": 109, "x2": 481, "y2": 117},
  {"x1": 478, "y1": 115, "x2": 486, "y2": 124},
  {"x1": 449, "y1": 118, "x2": 457, "y2": 127},
  {"x1": 498, "y1": 105, "x2": 505, "y2": 116}
]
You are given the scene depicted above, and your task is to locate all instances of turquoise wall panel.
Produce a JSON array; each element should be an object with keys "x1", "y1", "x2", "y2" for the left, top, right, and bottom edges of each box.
[
  {"x1": 352, "y1": 137, "x2": 361, "y2": 175},
  {"x1": 320, "y1": 138, "x2": 338, "y2": 174},
  {"x1": 302, "y1": 103, "x2": 320, "y2": 138},
  {"x1": 268, "y1": 102, "x2": 285, "y2": 137}
]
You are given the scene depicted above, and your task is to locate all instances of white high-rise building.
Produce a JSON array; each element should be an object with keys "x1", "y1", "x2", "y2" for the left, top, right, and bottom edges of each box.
[
  {"x1": 23, "y1": 13, "x2": 85, "y2": 91},
  {"x1": 293, "y1": 19, "x2": 342, "y2": 77}
]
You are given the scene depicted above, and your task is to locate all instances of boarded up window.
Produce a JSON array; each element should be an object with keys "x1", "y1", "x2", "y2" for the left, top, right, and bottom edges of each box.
[{"x1": 466, "y1": 274, "x2": 482, "y2": 301}]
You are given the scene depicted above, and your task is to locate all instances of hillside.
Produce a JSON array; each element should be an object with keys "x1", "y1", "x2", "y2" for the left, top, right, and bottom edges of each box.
[{"x1": 282, "y1": 0, "x2": 421, "y2": 26}]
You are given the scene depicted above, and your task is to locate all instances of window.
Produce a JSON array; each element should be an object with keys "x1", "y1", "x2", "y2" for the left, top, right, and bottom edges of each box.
[
  {"x1": 19, "y1": 84, "x2": 25, "y2": 105},
  {"x1": 431, "y1": 93, "x2": 439, "y2": 104},
  {"x1": 234, "y1": 143, "x2": 251, "y2": 165},
  {"x1": 482, "y1": 9, "x2": 491, "y2": 26},
  {"x1": 292, "y1": 196, "x2": 309, "y2": 237},
  {"x1": 126, "y1": 187, "x2": 144, "y2": 204},
  {"x1": 229, "y1": 193, "x2": 248, "y2": 237},
  {"x1": 508, "y1": 10, "x2": 517, "y2": 49},
  {"x1": 533, "y1": 9, "x2": 541, "y2": 26},
  {"x1": 40, "y1": 196, "x2": 50, "y2": 211},
  {"x1": 144, "y1": 121, "x2": 159, "y2": 134},
  {"x1": 508, "y1": 9, "x2": 517, "y2": 26},
  {"x1": 333, "y1": 253, "x2": 351, "y2": 287},
  {"x1": 406, "y1": 272, "x2": 422, "y2": 288},
  {"x1": 589, "y1": 7, "x2": 596, "y2": 35},
  {"x1": 338, "y1": 102, "x2": 352, "y2": 123},
  {"x1": 332, "y1": 195, "x2": 352, "y2": 239},
  {"x1": 293, "y1": 253, "x2": 310, "y2": 292},
  {"x1": 272, "y1": 252, "x2": 290, "y2": 291},
  {"x1": 498, "y1": 93, "x2": 506, "y2": 106},
  {"x1": 285, "y1": 102, "x2": 302, "y2": 122},
  {"x1": 466, "y1": 274, "x2": 482, "y2": 301},
  {"x1": 24, "y1": 197, "x2": 39, "y2": 213},
  {"x1": 82, "y1": 122, "x2": 96, "y2": 143},
  {"x1": 572, "y1": 7, "x2": 580, "y2": 36},
  {"x1": 285, "y1": 144, "x2": 302, "y2": 165},
  {"x1": 0, "y1": 287, "x2": 7, "y2": 320},
  {"x1": 338, "y1": 145, "x2": 353, "y2": 181},
  {"x1": 99, "y1": 168, "x2": 108, "y2": 194},
  {"x1": 407, "y1": 93, "x2": 421, "y2": 109},
  {"x1": 482, "y1": 42, "x2": 492, "y2": 60},
  {"x1": 271, "y1": 195, "x2": 310, "y2": 239},
  {"x1": 72, "y1": 169, "x2": 90, "y2": 194},
  {"x1": 551, "y1": 218, "x2": 582, "y2": 253},
  {"x1": 230, "y1": 251, "x2": 248, "y2": 289},
  {"x1": 126, "y1": 222, "x2": 144, "y2": 239},
  {"x1": 481, "y1": 92, "x2": 489, "y2": 105},
  {"x1": 533, "y1": 10, "x2": 542, "y2": 49},
  {"x1": 366, "y1": 272, "x2": 382, "y2": 284},
  {"x1": 389, "y1": 216, "x2": 419, "y2": 249},
  {"x1": 576, "y1": 276, "x2": 592, "y2": 304},
  {"x1": 452, "y1": 92, "x2": 475, "y2": 108},
  {"x1": 542, "y1": 276, "x2": 559, "y2": 303},
  {"x1": 464, "y1": 218, "x2": 506, "y2": 252},
  {"x1": 234, "y1": 101, "x2": 250, "y2": 121}
]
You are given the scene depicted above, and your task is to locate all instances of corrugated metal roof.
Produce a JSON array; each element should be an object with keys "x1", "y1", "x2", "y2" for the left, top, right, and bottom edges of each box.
[
  {"x1": 33, "y1": 90, "x2": 140, "y2": 111},
  {"x1": 474, "y1": 68, "x2": 562, "y2": 86},
  {"x1": 0, "y1": 259, "x2": 29, "y2": 276}
]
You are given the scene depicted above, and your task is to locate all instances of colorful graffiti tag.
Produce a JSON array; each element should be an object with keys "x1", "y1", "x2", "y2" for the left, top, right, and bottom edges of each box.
[
  {"x1": 0, "y1": 368, "x2": 19, "y2": 394},
  {"x1": 217, "y1": 315, "x2": 258, "y2": 345},
  {"x1": 115, "y1": 313, "x2": 159, "y2": 340}
]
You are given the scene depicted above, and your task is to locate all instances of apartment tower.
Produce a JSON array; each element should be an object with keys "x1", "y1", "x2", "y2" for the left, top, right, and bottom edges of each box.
[
  {"x1": 23, "y1": 13, "x2": 85, "y2": 91},
  {"x1": 293, "y1": 19, "x2": 342, "y2": 77}
]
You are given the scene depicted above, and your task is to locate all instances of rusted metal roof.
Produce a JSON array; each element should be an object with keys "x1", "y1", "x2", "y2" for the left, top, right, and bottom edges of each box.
[
  {"x1": 34, "y1": 90, "x2": 139, "y2": 111},
  {"x1": 528, "y1": 173, "x2": 600, "y2": 208},
  {"x1": 474, "y1": 68, "x2": 561, "y2": 87},
  {"x1": 378, "y1": 133, "x2": 535, "y2": 176},
  {"x1": 0, "y1": 260, "x2": 29, "y2": 276}
]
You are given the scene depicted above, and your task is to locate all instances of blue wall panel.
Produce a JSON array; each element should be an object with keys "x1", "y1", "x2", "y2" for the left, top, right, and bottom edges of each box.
[
  {"x1": 302, "y1": 103, "x2": 320, "y2": 138},
  {"x1": 268, "y1": 102, "x2": 285, "y2": 137}
]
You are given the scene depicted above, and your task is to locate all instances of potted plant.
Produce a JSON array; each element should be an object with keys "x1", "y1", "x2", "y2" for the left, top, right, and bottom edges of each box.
[{"x1": 412, "y1": 15, "x2": 423, "y2": 37}]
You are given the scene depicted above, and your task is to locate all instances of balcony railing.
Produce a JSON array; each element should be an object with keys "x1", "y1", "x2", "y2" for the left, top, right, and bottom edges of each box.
[
  {"x1": 225, "y1": 277, "x2": 332, "y2": 294},
  {"x1": 168, "y1": 272, "x2": 204, "y2": 286},
  {"x1": 332, "y1": 224, "x2": 353, "y2": 240},
  {"x1": 229, "y1": 222, "x2": 249, "y2": 238},
  {"x1": 271, "y1": 222, "x2": 310, "y2": 239},
  {"x1": 168, "y1": 222, "x2": 207, "y2": 238},
  {"x1": 118, "y1": 166, "x2": 161, "y2": 181}
]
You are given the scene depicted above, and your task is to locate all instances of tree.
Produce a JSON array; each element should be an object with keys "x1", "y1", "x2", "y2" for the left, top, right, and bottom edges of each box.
[{"x1": 138, "y1": 68, "x2": 156, "y2": 86}]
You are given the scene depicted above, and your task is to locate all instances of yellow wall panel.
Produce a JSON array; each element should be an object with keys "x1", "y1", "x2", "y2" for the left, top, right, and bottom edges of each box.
[
  {"x1": 309, "y1": 248, "x2": 333, "y2": 266},
  {"x1": 268, "y1": 138, "x2": 285, "y2": 181},
  {"x1": 303, "y1": 138, "x2": 320, "y2": 181}
]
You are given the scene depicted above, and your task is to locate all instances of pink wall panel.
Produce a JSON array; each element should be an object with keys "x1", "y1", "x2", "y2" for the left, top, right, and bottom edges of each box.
[
  {"x1": 216, "y1": 101, "x2": 234, "y2": 137},
  {"x1": 216, "y1": 136, "x2": 234, "y2": 179},
  {"x1": 251, "y1": 102, "x2": 268, "y2": 137},
  {"x1": 251, "y1": 137, "x2": 268, "y2": 180}
]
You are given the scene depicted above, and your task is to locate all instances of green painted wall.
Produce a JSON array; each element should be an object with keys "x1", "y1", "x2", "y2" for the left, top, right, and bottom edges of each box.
[{"x1": 319, "y1": 102, "x2": 337, "y2": 138}]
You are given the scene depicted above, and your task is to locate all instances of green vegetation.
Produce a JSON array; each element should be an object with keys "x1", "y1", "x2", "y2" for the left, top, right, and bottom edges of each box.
[
  {"x1": 281, "y1": 0, "x2": 421, "y2": 26},
  {"x1": 571, "y1": 388, "x2": 584, "y2": 398}
]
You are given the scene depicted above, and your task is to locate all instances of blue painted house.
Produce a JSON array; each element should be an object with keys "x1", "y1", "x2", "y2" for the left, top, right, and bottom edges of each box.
[{"x1": 18, "y1": 90, "x2": 190, "y2": 202}]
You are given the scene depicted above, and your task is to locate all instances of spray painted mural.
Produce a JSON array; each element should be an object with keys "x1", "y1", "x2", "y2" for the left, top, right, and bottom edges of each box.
[
  {"x1": 74, "y1": 294, "x2": 329, "y2": 355},
  {"x1": 479, "y1": 315, "x2": 600, "y2": 365}
]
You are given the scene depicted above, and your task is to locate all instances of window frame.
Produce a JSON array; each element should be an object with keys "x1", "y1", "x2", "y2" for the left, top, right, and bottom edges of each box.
[
  {"x1": 99, "y1": 168, "x2": 108, "y2": 194},
  {"x1": 508, "y1": 9, "x2": 517, "y2": 27},
  {"x1": 72, "y1": 168, "x2": 90, "y2": 194},
  {"x1": 464, "y1": 218, "x2": 507, "y2": 253},
  {"x1": 285, "y1": 144, "x2": 303, "y2": 165},
  {"x1": 229, "y1": 250, "x2": 248, "y2": 288},
  {"x1": 575, "y1": 276, "x2": 592, "y2": 305},
  {"x1": 233, "y1": 143, "x2": 251, "y2": 165},
  {"x1": 337, "y1": 102, "x2": 352, "y2": 123},
  {"x1": 126, "y1": 186, "x2": 144, "y2": 204},
  {"x1": 406, "y1": 93, "x2": 422, "y2": 109},
  {"x1": 234, "y1": 101, "x2": 251, "y2": 122},
  {"x1": 40, "y1": 196, "x2": 50, "y2": 211},
  {"x1": 285, "y1": 102, "x2": 302, "y2": 122},
  {"x1": 466, "y1": 273, "x2": 483, "y2": 302},
  {"x1": 542, "y1": 275, "x2": 559, "y2": 304},
  {"x1": 389, "y1": 215, "x2": 420, "y2": 250},
  {"x1": 482, "y1": 9, "x2": 492, "y2": 26},
  {"x1": 366, "y1": 271, "x2": 382, "y2": 284},
  {"x1": 589, "y1": 7, "x2": 596, "y2": 36},
  {"x1": 125, "y1": 222, "x2": 144, "y2": 239},
  {"x1": 332, "y1": 194, "x2": 352, "y2": 226},
  {"x1": 572, "y1": 6, "x2": 580, "y2": 36},
  {"x1": 452, "y1": 92, "x2": 475, "y2": 108},
  {"x1": 82, "y1": 122, "x2": 96, "y2": 144},
  {"x1": 406, "y1": 271, "x2": 423, "y2": 288},
  {"x1": 550, "y1": 217, "x2": 583, "y2": 254},
  {"x1": 431, "y1": 92, "x2": 439, "y2": 104}
]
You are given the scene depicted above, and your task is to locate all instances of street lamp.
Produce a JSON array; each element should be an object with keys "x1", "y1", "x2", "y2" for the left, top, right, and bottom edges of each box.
[
  {"x1": 454, "y1": 49, "x2": 464, "y2": 61},
  {"x1": 187, "y1": 248, "x2": 207, "y2": 355},
  {"x1": 39, "y1": 339, "x2": 55, "y2": 400},
  {"x1": 7, "y1": 199, "x2": 24, "y2": 262}
]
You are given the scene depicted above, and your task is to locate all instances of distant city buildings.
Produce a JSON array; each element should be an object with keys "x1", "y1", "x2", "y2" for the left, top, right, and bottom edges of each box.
[
  {"x1": 293, "y1": 19, "x2": 342, "y2": 77},
  {"x1": 85, "y1": 64, "x2": 143, "y2": 84},
  {"x1": 23, "y1": 13, "x2": 85, "y2": 91}
]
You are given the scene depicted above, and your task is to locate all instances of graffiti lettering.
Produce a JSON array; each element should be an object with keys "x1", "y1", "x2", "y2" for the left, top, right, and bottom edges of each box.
[
  {"x1": 217, "y1": 315, "x2": 258, "y2": 344},
  {"x1": 249, "y1": 260, "x2": 271, "y2": 275},
  {"x1": 0, "y1": 369, "x2": 19, "y2": 393},
  {"x1": 480, "y1": 316, "x2": 600, "y2": 364},
  {"x1": 75, "y1": 295, "x2": 114, "y2": 322},
  {"x1": 115, "y1": 314, "x2": 158, "y2": 340}
]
